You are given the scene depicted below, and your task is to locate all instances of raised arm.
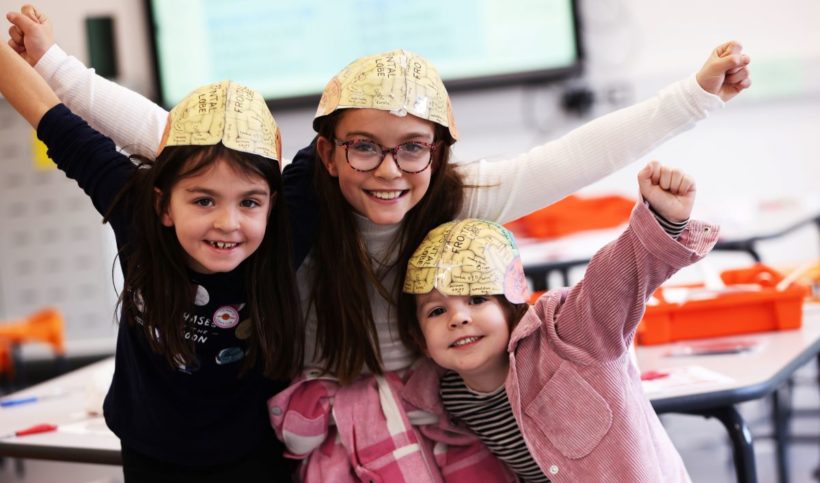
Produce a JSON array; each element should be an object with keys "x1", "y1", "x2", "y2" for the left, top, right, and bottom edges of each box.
[
  {"x1": 458, "y1": 41, "x2": 750, "y2": 224},
  {"x1": 7, "y1": 5, "x2": 167, "y2": 156},
  {"x1": 1, "y1": 36, "x2": 134, "y2": 222},
  {"x1": 0, "y1": 40, "x2": 58, "y2": 128},
  {"x1": 532, "y1": 162, "x2": 717, "y2": 362}
]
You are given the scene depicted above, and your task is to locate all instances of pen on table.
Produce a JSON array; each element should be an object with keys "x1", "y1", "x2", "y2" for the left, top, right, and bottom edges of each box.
[
  {"x1": 640, "y1": 370, "x2": 669, "y2": 381},
  {"x1": 0, "y1": 390, "x2": 76, "y2": 408},
  {"x1": 0, "y1": 423, "x2": 58, "y2": 439},
  {"x1": 664, "y1": 342, "x2": 756, "y2": 357},
  {"x1": 0, "y1": 395, "x2": 60, "y2": 407},
  {"x1": 0, "y1": 396, "x2": 40, "y2": 408}
]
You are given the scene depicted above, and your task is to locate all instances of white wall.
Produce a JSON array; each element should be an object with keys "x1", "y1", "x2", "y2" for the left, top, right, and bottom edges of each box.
[
  {"x1": 16, "y1": 0, "x2": 820, "y2": 168},
  {"x1": 1, "y1": 0, "x2": 818, "y2": 355}
]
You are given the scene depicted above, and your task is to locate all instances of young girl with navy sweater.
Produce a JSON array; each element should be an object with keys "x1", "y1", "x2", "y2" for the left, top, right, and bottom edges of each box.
[{"x1": 0, "y1": 40, "x2": 301, "y2": 482}]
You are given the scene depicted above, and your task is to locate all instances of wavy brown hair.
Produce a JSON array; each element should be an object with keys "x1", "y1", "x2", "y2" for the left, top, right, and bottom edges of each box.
[
  {"x1": 106, "y1": 144, "x2": 302, "y2": 379},
  {"x1": 310, "y1": 111, "x2": 465, "y2": 383}
]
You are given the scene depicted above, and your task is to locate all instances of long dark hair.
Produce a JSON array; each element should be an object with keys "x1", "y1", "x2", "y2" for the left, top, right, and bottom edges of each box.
[
  {"x1": 310, "y1": 111, "x2": 465, "y2": 384},
  {"x1": 106, "y1": 144, "x2": 302, "y2": 379}
]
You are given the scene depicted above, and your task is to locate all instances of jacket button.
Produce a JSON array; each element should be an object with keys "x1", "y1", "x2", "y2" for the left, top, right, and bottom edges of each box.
[
  {"x1": 270, "y1": 406, "x2": 282, "y2": 415},
  {"x1": 549, "y1": 464, "x2": 559, "y2": 475}
]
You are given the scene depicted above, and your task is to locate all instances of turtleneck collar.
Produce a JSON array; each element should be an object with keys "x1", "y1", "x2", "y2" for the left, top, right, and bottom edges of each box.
[{"x1": 354, "y1": 212, "x2": 403, "y2": 266}]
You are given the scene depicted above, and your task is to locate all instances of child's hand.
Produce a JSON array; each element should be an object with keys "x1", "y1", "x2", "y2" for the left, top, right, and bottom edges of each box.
[
  {"x1": 6, "y1": 4, "x2": 54, "y2": 66},
  {"x1": 695, "y1": 40, "x2": 751, "y2": 103},
  {"x1": 637, "y1": 161, "x2": 695, "y2": 223}
]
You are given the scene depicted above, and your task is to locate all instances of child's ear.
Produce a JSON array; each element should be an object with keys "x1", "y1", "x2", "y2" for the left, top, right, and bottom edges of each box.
[
  {"x1": 154, "y1": 188, "x2": 173, "y2": 227},
  {"x1": 316, "y1": 136, "x2": 339, "y2": 177}
]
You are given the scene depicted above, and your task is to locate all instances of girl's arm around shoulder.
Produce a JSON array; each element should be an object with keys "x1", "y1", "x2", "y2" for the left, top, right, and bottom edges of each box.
[
  {"x1": 282, "y1": 140, "x2": 319, "y2": 268},
  {"x1": 528, "y1": 201, "x2": 719, "y2": 363}
]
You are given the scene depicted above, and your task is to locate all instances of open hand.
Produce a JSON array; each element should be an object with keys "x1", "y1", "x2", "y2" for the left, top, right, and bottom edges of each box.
[
  {"x1": 6, "y1": 4, "x2": 53, "y2": 66},
  {"x1": 637, "y1": 161, "x2": 695, "y2": 223},
  {"x1": 696, "y1": 40, "x2": 751, "y2": 102}
]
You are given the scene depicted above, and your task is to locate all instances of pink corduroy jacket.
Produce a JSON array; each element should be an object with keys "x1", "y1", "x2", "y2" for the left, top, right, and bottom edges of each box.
[{"x1": 403, "y1": 201, "x2": 718, "y2": 482}]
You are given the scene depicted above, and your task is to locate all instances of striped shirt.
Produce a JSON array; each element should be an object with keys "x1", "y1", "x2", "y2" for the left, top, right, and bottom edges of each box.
[
  {"x1": 441, "y1": 371, "x2": 550, "y2": 483},
  {"x1": 440, "y1": 211, "x2": 686, "y2": 482},
  {"x1": 649, "y1": 205, "x2": 688, "y2": 239}
]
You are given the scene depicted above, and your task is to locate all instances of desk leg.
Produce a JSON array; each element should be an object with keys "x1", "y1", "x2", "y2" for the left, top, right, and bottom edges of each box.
[
  {"x1": 772, "y1": 384, "x2": 792, "y2": 483},
  {"x1": 560, "y1": 268, "x2": 570, "y2": 287},
  {"x1": 696, "y1": 406, "x2": 758, "y2": 483}
]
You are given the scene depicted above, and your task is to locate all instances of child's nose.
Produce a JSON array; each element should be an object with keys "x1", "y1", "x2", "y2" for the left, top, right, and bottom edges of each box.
[
  {"x1": 448, "y1": 312, "x2": 470, "y2": 329},
  {"x1": 214, "y1": 208, "x2": 240, "y2": 231}
]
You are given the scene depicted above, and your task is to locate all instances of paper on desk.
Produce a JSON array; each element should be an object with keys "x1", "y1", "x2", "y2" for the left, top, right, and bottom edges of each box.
[
  {"x1": 59, "y1": 418, "x2": 111, "y2": 436},
  {"x1": 84, "y1": 364, "x2": 114, "y2": 416},
  {"x1": 641, "y1": 365, "x2": 734, "y2": 395}
]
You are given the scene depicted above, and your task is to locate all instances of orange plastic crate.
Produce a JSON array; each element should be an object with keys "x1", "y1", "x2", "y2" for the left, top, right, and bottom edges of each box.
[{"x1": 636, "y1": 264, "x2": 808, "y2": 345}]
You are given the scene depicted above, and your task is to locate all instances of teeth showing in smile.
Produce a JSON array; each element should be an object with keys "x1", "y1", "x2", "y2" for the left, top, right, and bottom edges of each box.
[
  {"x1": 370, "y1": 190, "x2": 403, "y2": 200},
  {"x1": 209, "y1": 241, "x2": 238, "y2": 249},
  {"x1": 451, "y1": 336, "x2": 481, "y2": 348}
]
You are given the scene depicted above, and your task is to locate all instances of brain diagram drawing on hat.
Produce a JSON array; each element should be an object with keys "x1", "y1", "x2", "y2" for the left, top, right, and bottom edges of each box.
[
  {"x1": 314, "y1": 49, "x2": 459, "y2": 143},
  {"x1": 159, "y1": 80, "x2": 282, "y2": 163},
  {"x1": 404, "y1": 219, "x2": 529, "y2": 304}
]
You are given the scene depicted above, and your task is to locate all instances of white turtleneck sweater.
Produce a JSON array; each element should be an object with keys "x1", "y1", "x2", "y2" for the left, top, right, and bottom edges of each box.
[{"x1": 35, "y1": 45, "x2": 724, "y2": 373}]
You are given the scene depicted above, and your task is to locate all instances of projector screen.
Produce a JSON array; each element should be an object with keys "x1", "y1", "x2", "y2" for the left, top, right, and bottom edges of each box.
[{"x1": 145, "y1": 0, "x2": 582, "y2": 108}]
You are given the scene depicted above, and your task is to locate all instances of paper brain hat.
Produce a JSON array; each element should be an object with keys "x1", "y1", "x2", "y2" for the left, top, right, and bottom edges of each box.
[
  {"x1": 403, "y1": 219, "x2": 529, "y2": 304},
  {"x1": 158, "y1": 81, "x2": 282, "y2": 164},
  {"x1": 314, "y1": 49, "x2": 459, "y2": 143}
]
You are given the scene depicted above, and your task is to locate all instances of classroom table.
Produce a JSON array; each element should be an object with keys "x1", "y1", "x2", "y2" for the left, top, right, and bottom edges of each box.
[
  {"x1": 520, "y1": 202, "x2": 820, "y2": 291},
  {"x1": 0, "y1": 357, "x2": 119, "y2": 465},
  {"x1": 0, "y1": 305, "x2": 817, "y2": 481},
  {"x1": 637, "y1": 302, "x2": 820, "y2": 483}
]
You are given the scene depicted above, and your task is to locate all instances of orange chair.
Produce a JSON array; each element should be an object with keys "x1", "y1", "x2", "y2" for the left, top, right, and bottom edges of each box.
[{"x1": 0, "y1": 307, "x2": 66, "y2": 380}]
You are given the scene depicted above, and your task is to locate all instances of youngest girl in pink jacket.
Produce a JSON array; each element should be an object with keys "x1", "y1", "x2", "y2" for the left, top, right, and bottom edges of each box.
[{"x1": 398, "y1": 161, "x2": 718, "y2": 482}]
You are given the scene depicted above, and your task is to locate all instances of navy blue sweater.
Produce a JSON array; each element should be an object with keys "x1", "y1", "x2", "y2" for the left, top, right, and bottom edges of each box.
[{"x1": 38, "y1": 104, "x2": 311, "y2": 469}]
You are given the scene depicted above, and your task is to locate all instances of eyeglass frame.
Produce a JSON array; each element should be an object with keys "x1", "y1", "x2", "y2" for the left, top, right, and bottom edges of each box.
[{"x1": 332, "y1": 138, "x2": 438, "y2": 174}]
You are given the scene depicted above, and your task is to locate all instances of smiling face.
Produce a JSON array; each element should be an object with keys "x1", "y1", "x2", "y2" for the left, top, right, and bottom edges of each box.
[
  {"x1": 416, "y1": 289, "x2": 511, "y2": 392},
  {"x1": 316, "y1": 109, "x2": 435, "y2": 225},
  {"x1": 159, "y1": 158, "x2": 273, "y2": 274}
]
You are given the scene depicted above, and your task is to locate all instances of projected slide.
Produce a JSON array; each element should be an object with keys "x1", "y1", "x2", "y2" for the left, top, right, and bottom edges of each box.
[{"x1": 149, "y1": 0, "x2": 579, "y2": 106}]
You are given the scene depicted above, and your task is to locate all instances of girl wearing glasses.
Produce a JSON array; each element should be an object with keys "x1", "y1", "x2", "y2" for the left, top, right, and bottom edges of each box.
[{"x1": 8, "y1": 6, "x2": 750, "y2": 480}]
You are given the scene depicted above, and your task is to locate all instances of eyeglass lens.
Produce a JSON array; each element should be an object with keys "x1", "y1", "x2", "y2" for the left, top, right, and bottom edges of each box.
[{"x1": 345, "y1": 139, "x2": 432, "y2": 173}]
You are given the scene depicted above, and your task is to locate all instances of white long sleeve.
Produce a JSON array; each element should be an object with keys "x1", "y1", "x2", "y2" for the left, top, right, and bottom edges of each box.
[
  {"x1": 35, "y1": 44, "x2": 721, "y2": 214},
  {"x1": 35, "y1": 45, "x2": 167, "y2": 157},
  {"x1": 457, "y1": 75, "x2": 723, "y2": 224}
]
